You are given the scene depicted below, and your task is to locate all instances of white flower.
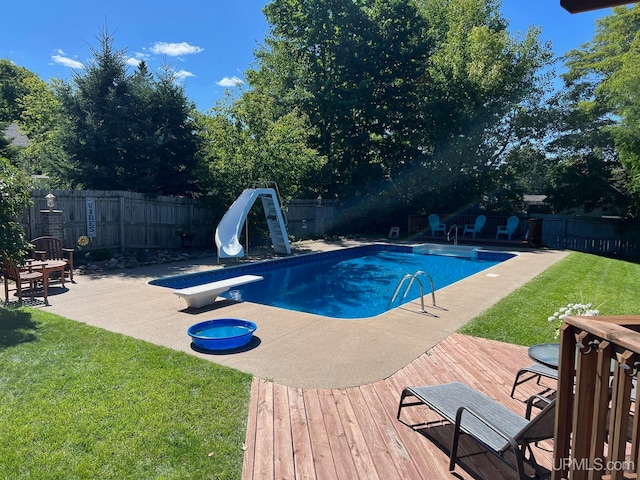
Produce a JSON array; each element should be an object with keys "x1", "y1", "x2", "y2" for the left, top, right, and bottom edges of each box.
[{"x1": 548, "y1": 300, "x2": 601, "y2": 338}]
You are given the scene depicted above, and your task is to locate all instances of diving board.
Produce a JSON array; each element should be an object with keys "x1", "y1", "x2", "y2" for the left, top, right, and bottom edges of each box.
[{"x1": 173, "y1": 275, "x2": 264, "y2": 308}]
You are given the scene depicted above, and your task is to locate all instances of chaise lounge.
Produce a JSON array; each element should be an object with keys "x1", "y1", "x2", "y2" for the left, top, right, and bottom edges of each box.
[{"x1": 397, "y1": 381, "x2": 555, "y2": 480}]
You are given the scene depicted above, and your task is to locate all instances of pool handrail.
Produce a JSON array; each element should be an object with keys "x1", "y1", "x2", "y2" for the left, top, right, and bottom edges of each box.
[{"x1": 388, "y1": 270, "x2": 436, "y2": 313}]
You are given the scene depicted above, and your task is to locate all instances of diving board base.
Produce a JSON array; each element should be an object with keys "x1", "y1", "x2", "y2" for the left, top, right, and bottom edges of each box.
[{"x1": 173, "y1": 275, "x2": 263, "y2": 309}]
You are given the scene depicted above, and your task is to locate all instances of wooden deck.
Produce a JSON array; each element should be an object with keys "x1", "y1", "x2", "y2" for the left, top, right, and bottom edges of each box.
[{"x1": 242, "y1": 333, "x2": 555, "y2": 480}]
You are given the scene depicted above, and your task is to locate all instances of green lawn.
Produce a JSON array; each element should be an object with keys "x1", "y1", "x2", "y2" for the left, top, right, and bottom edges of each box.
[
  {"x1": 0, "y1": 307, "x2": 252, "y2": 480},
  {"x1": 2, "y1": 250, "x2": 639, "y2": 478},
  {"x1": 459, "y1": 251, "x2": 640, "y2": 345}
]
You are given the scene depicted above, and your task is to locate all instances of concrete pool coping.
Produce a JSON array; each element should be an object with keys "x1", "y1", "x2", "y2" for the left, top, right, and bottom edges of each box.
[{"x1": 43, "y1": 239, "x2": 569, "y2": 389}]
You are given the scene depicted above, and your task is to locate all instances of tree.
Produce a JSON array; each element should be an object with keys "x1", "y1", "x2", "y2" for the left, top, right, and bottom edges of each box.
[
  {"x1": 0, "y1": 59, "x2": 39, "y2": 123},
  {"x1": 546, "y1": 153, "x2": 628, "y2": 214},
  {"x1": 55, "y1": 29, "x2": 204, "y2": 196},
  {"x1": 199, "y1": 88, "x2": 325, "y2": 216},
  {"x1": 0, "y1": 156, "x2": 33, "y2": 263},
  {"x1": 562, "y1": 5, "x2": 640, "y2": 200},
  {"x1": 18, "y1": 76, "x2": 71, "y2": 184},
  {"x1": 253, "y1": 0, "x2": 553, "y2": 229}
]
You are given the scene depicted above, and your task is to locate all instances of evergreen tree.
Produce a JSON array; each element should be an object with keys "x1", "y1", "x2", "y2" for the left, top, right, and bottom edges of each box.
[{"x1": 56, "y1": 29, "x2": 204, "y2": 196}]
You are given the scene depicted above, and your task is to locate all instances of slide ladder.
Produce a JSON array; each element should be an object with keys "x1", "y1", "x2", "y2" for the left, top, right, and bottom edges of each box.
[
  {"x1": 215, "y1": 186, "x2": 291, "y2": 259},
  {"x1": 260, "y1": 194, "x2": 290, "y2": 255}
]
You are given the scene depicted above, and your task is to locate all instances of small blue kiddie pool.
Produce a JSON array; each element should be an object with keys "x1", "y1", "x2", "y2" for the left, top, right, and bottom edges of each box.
[{"x1": 187, "y1": 319, "x2": 257, "y2": 351}]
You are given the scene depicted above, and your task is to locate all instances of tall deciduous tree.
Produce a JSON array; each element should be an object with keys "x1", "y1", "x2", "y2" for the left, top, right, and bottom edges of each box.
[
  {"x1": 0, "y1": 156, "x2": 33, "y2": 263},
  {"x1": 199, "y1": 88, "x2": 325, "y2": 217},
  {"x1": 548, "y1": 5, "x2": 639, "y2": 214},
  {"x1": 0, "y1": 60, "x2": 38, "y2": 123},
  {"x1": 252, "y1": 0, "x2": 553, "y2": 229},
  {"x1": 19, "y1": 76, "x2": 71, "y2": 184}
]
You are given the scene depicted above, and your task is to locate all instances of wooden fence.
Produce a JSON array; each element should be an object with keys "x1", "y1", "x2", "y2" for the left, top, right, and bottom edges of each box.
[
  {"x1": 536, "y1": 213, "x2": 640, "y2": 258},
  {"x1": 19, "y1": 190, "x2": 640, "y2": 258},
  {"x1": 285, "y1": 199, "x2": 338, "y2": 239},
  {"x1": 408, "y1": 213, "x2": 640, "y2": 258},
  {"x1": 19, "y1": 191, "x2": 340, "y2": 253},
  {"x1": 21, "y1": 190, "x2": 215, "y2": 252}
]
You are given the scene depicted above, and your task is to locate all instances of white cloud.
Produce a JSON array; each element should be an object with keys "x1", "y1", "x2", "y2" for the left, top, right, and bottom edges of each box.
[
  {"x1": 216, "y1": 76, "x2": 244, "y2": 87},
  {"x1": 51, "y1": 49, "x2": 83, "y2": 69},
  {"x1": 174, "y1": 69, "x2": 195, "y2": 79},
  {"x1": 128, "y1": 52, "x2": 151, "y2": 67},
  {"x1": 150, "y1": 42, "x2": 203, "y2": 56}
]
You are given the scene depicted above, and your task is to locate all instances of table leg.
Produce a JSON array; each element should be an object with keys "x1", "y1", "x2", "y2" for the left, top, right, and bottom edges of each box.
[{"x1": 42, "y1": 267, "x2": 49, "y2": 305}]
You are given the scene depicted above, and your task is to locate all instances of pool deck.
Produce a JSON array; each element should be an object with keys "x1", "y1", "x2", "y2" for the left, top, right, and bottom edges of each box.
[{"x1": 42, "y1": 239, "x2": 569, "y2": 389}]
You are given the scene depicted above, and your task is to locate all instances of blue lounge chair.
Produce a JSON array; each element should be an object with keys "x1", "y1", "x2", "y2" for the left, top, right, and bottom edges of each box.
[
  {"x1": 462, "y1": 215, "x2": 486, "y2": 238},
  {"x1": 428, "y1": 214, "x2": 446, "y2": 236},
  {"x1": 496, "y1": 216, "x2": 520, "y2": 240}
]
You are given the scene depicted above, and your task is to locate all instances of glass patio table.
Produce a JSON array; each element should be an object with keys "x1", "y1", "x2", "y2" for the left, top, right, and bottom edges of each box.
[{"x1": 528, "y1": 343, "x2": 560, "y2": 369}]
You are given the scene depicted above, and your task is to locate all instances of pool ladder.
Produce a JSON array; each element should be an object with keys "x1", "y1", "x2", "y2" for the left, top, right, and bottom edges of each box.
[{"x1": 387, "y1": 271, "x2": 436, "y2": 313}]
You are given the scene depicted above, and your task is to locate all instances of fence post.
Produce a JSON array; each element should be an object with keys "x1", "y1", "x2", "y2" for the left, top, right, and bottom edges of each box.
[
  {"x1": 314, "y1": 197, "x2": 325, "y2": 236},
  {"x1": 29, "y1": 203, "x2": 36, "y2": 240},
  {"x1": 119, "y1": 194, "x2": 125, "y2": 253}
]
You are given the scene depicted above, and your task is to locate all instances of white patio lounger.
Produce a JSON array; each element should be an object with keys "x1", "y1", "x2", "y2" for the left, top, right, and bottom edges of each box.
[
  {"x1": 397, "y1": 381, "x2": 555, "y2": 480},
  {"x1": 173, "y1": 275, "x2": 263, "y2": 308}
]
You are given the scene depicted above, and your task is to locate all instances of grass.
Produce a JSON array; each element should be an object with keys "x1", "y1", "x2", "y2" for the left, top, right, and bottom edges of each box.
[
  {"x1": 0, "y1": 307, "x2": 252, "y2": 480},
  {"x1": 459, "y1": 251, "x2": 640, "y2": 346}
]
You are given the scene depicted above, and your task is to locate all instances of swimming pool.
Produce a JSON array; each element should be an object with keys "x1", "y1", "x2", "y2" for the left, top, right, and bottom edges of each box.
[{"x1": 151, "y1": 244, "x2": 515, "y2": 319}]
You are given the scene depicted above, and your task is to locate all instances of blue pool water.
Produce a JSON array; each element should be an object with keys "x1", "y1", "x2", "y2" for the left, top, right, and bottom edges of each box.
[{"x1": 151, "y1": 244, "x2": 514, "y2": 319}]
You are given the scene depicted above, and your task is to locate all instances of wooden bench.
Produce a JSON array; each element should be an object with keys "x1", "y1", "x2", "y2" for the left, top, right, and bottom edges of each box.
[{"x1": 173, "y1": 275, "x2": 263, "y2": 308}]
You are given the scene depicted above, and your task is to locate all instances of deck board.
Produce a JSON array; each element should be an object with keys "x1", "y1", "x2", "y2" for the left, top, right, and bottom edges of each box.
[
  {"x1": 242, "y1": 333, "x2": 556, "y2": 479},
  {"x1": 289, "y1": 387, "x2": 315, "y2": 480},
  {"x1": 273, "y1": 384, "x2": 295, "y2": 480}
]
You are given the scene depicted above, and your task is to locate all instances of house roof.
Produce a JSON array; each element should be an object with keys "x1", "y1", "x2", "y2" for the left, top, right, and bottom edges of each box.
[{"x1": 3, "y1": 122, "x2": 30, "y2": 147}]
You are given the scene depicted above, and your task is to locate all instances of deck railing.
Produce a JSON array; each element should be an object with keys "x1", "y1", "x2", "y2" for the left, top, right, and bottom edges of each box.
[{"x1": 554, "y1": 315, "x2": 640, "y2": 480}]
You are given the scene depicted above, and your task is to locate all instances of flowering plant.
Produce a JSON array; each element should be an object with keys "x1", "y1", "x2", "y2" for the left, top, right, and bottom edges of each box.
[
  {"x1": 548, "y1": 302, "x2": 600, "y2": 338},
  {"x1": 77, "y1": 235, "x2": 90, "y2": 249}
]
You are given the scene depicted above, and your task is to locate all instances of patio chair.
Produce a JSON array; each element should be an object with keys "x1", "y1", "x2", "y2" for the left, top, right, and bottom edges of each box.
[
  {"x1": 397, "y1": 381, "x2": 555, "y2": 480},
  {"x1": 2, "y1": 258, "x2": 48, "y2": 304},
  {"x1": 462, "y1": 215, "x2": 486, "y2": 238},
  {"x1": 30, "y1": 236, "x2": 74, "y2": 282},
  {"x1": 496, "y1": 215, "x2": 520, "y2": 241},
  {"x1": 428, "y1": 214, "x2": 446, "y2": 236},
  {"x1": 510, "y1": 363, "x2": 558, "y2": 398}
]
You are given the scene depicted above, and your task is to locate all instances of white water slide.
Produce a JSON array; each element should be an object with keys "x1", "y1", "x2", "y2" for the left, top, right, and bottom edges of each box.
[{"x1": 215, "y1": 188, "x2": 291, "y2": 259}]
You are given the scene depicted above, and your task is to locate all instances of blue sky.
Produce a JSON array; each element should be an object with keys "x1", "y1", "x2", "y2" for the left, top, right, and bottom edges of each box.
[{"x1": 1, "y1": 1, "x2": 612, "y2": 112}]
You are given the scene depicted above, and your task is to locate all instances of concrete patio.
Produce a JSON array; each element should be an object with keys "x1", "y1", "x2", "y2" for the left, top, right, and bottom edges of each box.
[{"x1": 41, "y1": 239, "x2": 569, "y2": 389}]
